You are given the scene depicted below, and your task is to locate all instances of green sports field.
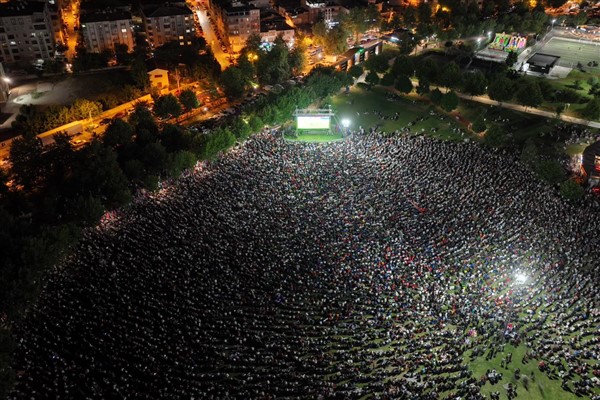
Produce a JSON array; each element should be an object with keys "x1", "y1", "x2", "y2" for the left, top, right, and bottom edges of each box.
[{"x1": 537, "y1": 37, "x2": 600, "y2": 72}]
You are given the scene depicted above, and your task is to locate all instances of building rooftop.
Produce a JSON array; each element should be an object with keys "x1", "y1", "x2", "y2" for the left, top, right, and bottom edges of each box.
[
  {"x1": 0, "y1": 0, "x2": 45, "y2": 17},
  {"x1": 142, "y1": 3, "x2": 193, "y2": 18},
  {"x1": 223, "y1": 2, "x2": 257, "y2": 12},
  {"x1": 80, "y1": 9, "x2": 133, "y2": 23}
]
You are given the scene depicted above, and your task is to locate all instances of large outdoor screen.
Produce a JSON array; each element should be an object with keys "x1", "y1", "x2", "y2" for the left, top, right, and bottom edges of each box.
[{"x1": 297, "y1": 115, "x2": 330, "y2": 130}]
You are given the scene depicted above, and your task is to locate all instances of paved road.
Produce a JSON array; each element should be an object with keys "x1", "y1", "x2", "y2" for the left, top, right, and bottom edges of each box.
[
  {"x1": 455, "y1": 91, "x2": 600, "y2": 129},
  {"x1": 194, "y1": 7, "x2": 231, "y2": 70},
  {"x1": 62, "y1": 4, "x2": 79, "y2": 62}
]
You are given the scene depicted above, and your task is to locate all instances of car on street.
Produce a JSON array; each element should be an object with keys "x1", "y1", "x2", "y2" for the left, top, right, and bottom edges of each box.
[{"x1": 99, "y1": 118, "x2": 112, "y2": 125}]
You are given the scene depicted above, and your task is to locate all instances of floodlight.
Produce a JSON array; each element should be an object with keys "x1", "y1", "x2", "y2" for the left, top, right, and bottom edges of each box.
[{"x1": 341, "y1": 118, "x2": 350, "y2": 128}]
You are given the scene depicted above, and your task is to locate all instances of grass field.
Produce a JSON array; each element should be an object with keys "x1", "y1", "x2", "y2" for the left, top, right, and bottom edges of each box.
[
  {"x1": 285, "y1": 132, "x2": 345, "y2": 142},
  {"x1": 538, "y1": 37, "x2": 600, "y2": 72},
  {"x1": 330, "y1": 86, "x2": 467, "y2": 141}
]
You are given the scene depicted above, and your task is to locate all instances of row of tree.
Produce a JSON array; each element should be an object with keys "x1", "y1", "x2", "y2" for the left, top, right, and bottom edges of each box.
[{"x1": 12, "y1": 99, "x2": 103, "y2": 136}]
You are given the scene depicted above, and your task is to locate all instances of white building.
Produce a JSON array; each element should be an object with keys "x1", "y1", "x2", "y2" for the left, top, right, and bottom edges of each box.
[
  {"x1": 0, "y1": 0, "x2": 55, "y2": 65},
  {"x1": 221, "y1": 3, "x2": 260, "y2": 52},
  {"x1": 80, "y1": 10, "x2": 135, "y2": 53},
  {"x1": 142, "y1": 4, "x2": 195, "y2": 48}
]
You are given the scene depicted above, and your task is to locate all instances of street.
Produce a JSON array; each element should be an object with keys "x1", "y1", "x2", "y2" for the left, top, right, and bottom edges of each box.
[{"x1": 194, "y1": 8, "x2": 231, "y2": 70}]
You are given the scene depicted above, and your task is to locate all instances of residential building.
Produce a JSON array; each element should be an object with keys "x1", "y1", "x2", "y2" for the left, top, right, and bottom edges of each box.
[
  {"x1": 0, "y1": 0, "x2": 55, "y2": 65},
  {"x1": 275, "y1": 0, "x2": 345, "y2": 30},
  {"x1": 221, "y1": 2, "x2": 260, "y2": 52},
  {"x1": 80, "y1": 10, "x2": 135, "y2": 53},
  {"x1": 147, "y1": 67, "x2": 169, "y2": 91},
  {"x1": 259, "y1": 12, "x2": 294, "y2": 45},
  {"x1": 141, "y1": 3, "x2": 195, "y2": 48}
]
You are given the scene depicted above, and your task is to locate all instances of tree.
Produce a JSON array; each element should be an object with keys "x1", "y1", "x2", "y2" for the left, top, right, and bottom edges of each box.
[
  {"x1": 381, "y1": 73, "x2": 396, "y2": 87},
  {"x1": 438, "y1": 62, "x2": 462, "y2": 89},
  {"x1": 581, "y1": 98, "x2": 600, "y2": 120},
  {"x1": 515, "y1": 80, "x2": 543, "y2": 109},
  {"x1": 288, "y1": 44, "x2": 307, "y2": 76},
  {"x1": 70, "y1": 140, "x2": 131, "y2": 208},
  {"x1": 429, "y1": 88, "x2": 444, "y2": 105},
  {"x1": 536, "y1": 159, "x2": 565, "y2": 184},
  {"x1": 256, "y1": 35, "x2": 291, "y2": 85},
  {"x1": 416, "y1": 77, "x2": 430, "y2": 95},
  {"x1": 365, "y1": 71, "x2": 380, "y2": 88},
  {"x1": 70, "y1": 99, "x2": 103, "y2": 120},
  {"x1": 441, "y1": 90, "x2": 459, "y2": 111},
  {"x1": 140, "y1": 142, "x2": 168, "y2": 175},
  {"x1": 483, "y1": 123, "x2": 507, "y2": 147},
  {"x1": 130, "y1": 58, "x2": 150, "y2": 88},
  {"x1": 69, "y1": 194, "x2": 104, "y2": 226},
  {"x1": 167, "y1": 150, "x2": 196, "y2": 177},
  {"x1": 472, "y1": 116, "x2": 487, "y2": 133},
  {"x1": 560, "y1": 179, "x2": 584, "y2": 202},
  {"x1": 103, "y1": 119, "x2": 134, "y2": 148},
  {"x1": 487, "y1": 76, "x2": 513, "y2": 104},
  {"x1": 154, "y1": 94, "x2": 183, "y2": 119},
  {"x1": 416, "y1": 58, "x2": 439, "y2": 83},
  {"x1": 220, "y1": 67, "x2": 246, "y2": 99},
  {"x1": 364, "y1": 54, "x2": 390, "y2": 74},
  {"x1": 323, "y1": 26, "x2": 348, "y2": 55},
  {"x1": 9, "y1": 133, "x2": 44, "y2": 191},
  {"x1": 341, "y1": 6, "x2": 380, "y2": 43},
  {"x1": 114, "y1": 43, "x2": 132, "y2": 65},
  {"x1": 348, "y1": 65, "x2": 364, "y2": 82},
  {"x1": 520, "y1": 138, "x2": 539, "y2": 167},
  {"x1": 395, "y1": 74, "x2": 413, "y2": 94},
  {"x1": 506, "y1": 50, "x2": 518, "y2": 68},
  {"x1": 403, "y1": 6, "x2": 418, "y2": 26},
  {"x1": 178, "y1": 89, "x2": 200, "y2": 112},
  {"x1": 391, "y1": 56, "x2": 414, "y2": 77},
  {"x1": 248, "y1": 115, "x2": 264, "y2": 132},
  {"x1": 462, "y1": 71, "x2": 488, "y2": 97}
]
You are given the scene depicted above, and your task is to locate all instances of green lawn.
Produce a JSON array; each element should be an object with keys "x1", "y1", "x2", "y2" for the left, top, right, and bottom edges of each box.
[
  {"x1": 330, "y1": 86, "x2": 467, "y2": 141},
  {"x1": 467, "y1": 344, "x2": 583, "y2": 400}
]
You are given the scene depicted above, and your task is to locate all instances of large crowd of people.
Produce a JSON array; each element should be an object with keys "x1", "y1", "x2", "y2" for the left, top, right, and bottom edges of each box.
[{"x1": 10, "y1": 131, "x2": 600, "y2": 399}]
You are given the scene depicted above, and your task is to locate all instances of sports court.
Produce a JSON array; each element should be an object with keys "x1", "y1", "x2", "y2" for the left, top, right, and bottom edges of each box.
[{"x1": 536, "y1": 36, "x2": 600, "y2": 72}]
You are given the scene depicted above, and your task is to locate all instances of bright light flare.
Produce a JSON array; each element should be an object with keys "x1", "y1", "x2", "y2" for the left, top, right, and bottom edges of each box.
[
  {"x1": 515, "y1": 272, "x2": 528, "y2": 284},
  {"x1": 341, "y1": 118, "x2": 351, "y2": 128}
]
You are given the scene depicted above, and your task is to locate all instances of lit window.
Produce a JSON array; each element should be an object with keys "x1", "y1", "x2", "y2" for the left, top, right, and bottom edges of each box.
[
  {"x1": 179, "y1": 35, "x2": 183, "y2": 39},
  {"x1": 186, "y1": 29, "x2": 190, "y2": 33},
  {"x1": 81, "y1": 24, "x2": 86, "y2": 28},
  {"x1": 121, "y1": 28, "x2": 127, "y2": 33}
]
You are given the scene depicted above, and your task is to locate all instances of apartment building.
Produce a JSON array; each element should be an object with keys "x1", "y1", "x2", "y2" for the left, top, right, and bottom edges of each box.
[
  {"x1": 141, "y1": 3, "x2": 195, "y2": 48},
  {"x1": 221, "y1": 2, "x2": 260, "y2": 52},
  {"x1": 259, "y1": 13, "x2": 294, "y2": 45},
  {"x1": 80, "y1": 10, "x2": 135, "y2": 53},
  {"x1": 0, "y1": 0, "x2": 55, "y2": 65}
]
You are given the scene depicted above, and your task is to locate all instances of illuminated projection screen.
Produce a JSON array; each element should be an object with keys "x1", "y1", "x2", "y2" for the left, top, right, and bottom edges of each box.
[{"x1": 297, "y1": 115, "x2": 330, "y2": 130}]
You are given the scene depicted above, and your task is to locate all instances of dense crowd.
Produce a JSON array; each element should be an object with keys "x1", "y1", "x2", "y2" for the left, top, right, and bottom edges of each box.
[{"x1": 10, "y1": 132, "x2": 600, "y2": 399}]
